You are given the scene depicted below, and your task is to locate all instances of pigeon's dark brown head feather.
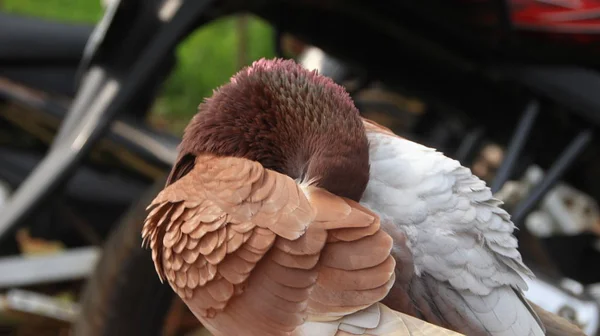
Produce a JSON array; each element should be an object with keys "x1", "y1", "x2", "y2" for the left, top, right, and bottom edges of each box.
[{"x1": 171, "y1": 58, "x2": 369, "y2": 201}]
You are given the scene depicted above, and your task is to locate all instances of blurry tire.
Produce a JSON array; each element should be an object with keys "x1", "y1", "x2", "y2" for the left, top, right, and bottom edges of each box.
[{"x1": 73, "y1": 176, "x2": 175, "y2": 336}]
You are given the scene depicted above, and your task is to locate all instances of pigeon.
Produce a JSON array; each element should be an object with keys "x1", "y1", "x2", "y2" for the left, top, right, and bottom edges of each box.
[{"x1": 142, "y1": 58, "x2": 580, "y2": 336}]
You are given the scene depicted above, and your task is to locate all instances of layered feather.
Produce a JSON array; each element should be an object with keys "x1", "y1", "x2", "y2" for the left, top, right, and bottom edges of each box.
[
  {"x1": 142, "y1": 154, "x2": 461, "y2": 335},
  {"x1": 360, "y1": 120, "x2": 546, "y2": 336}
]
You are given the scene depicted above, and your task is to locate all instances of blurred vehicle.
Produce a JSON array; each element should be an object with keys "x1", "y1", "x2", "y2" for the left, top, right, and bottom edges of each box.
[
  {"x1": 0, "y1": 8, "x2": 178, "y2": 334},
  {"x1": 2, "y1": 0, "x2": 600, "y2": 335}
]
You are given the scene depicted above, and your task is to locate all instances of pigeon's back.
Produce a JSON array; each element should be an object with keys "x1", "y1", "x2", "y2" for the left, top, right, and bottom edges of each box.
[{"x1": 359, "y1": 120, "x2": 546, "y2": 336}]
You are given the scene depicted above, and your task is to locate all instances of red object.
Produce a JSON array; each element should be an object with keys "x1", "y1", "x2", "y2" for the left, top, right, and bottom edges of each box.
[
  {"x1": 511, "y1": 0, "x2": 600, "y2": 34},
  {"x1": 458, "y1": 0, "x2": 600, "y2": 48},
  {"x1": 509, "y1": 0, "x2": 600, "y2": 50}
]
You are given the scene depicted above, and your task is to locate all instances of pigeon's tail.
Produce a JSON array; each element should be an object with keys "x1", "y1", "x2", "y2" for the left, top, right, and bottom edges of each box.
[{"x1": 422, "y1": 277, "x2": 546, "y2": 336}]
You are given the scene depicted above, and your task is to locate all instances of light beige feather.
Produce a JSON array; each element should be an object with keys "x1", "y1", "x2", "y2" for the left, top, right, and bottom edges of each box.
[{"x1": 296, "y1": 303, "x2": 463, "y2": 336}]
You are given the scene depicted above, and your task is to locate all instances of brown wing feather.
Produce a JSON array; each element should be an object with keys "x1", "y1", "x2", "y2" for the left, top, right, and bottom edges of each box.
[
  {"x1": 143, "y1": 154, "x2": 319, "y2": 335},
  {"x1": 305, "y1": 191, "x2": 396, "y2": 319},
  {"x1": 143, "y1": 154, "x2": 400, "y2": 335}
]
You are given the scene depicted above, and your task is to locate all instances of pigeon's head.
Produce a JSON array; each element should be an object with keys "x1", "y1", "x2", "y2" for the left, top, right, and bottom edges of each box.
[{"x1": 177, "y1": 58, "x2": 370, "y2": 201}]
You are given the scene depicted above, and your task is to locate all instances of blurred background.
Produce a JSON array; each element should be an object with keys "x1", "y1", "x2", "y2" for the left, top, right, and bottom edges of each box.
[
  {"x1": 2, "y1": 0, "x2": 600, "y2": 335},
  {"x1": 2, "y1": 0, "x2": 277, "y2": 134}
]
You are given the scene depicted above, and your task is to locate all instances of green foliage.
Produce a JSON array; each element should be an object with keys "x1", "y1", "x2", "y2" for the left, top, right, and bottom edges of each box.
[
  {"x1": 154, "y1": 16, "x2": 275, "y2": 122},
  {"x1": 1, "y1": 1, "x2": 275, "y2": 134},
  {"x1": 2, "y1": 0, "x2": 102, "y2": 23}
]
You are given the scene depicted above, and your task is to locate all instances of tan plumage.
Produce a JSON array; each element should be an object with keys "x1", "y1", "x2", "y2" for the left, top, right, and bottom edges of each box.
[{"x1": 142, "y1": 153, "x2": 463, "y2": 335}]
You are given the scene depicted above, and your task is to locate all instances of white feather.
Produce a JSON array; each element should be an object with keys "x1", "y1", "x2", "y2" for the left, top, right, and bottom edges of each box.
[{"x1": 360, "y1": 131, "x2": 545, "y2": 336}]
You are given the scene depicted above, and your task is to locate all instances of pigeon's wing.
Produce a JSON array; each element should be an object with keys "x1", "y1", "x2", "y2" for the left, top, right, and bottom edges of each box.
[
  {"x1": 360, "y1": 118, "x2": 546, "y2": 336},
  {"x1": 284, "y1": 184, "x2": 464, "y2": 336},
  {"x1": 142, "y1": 154, "x2": 316, "y2": 335},
  {"x1": 144, "y1": 154, "x2": 420, "y2": 336}
]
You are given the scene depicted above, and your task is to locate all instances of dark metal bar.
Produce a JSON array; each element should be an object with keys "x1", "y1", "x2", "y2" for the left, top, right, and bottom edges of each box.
[
  {"x1": 494, "y1": 0, "x2": 513, "y2": 38},
  {"x1": 511, "y1": 129, "x2": 593, "y2": 225},
  {"x1": 274, "y1": 27, "x2": 284, "y2": 58},
  {"x1": 491, "y1": 100, "x2": 539, "y2": 193},
  {"x1": 0, "y1": 76, "x2": 178, "y2": 167},
  {"x1": 454, "y1": 127, "x2": 484, "y2": 165}
]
